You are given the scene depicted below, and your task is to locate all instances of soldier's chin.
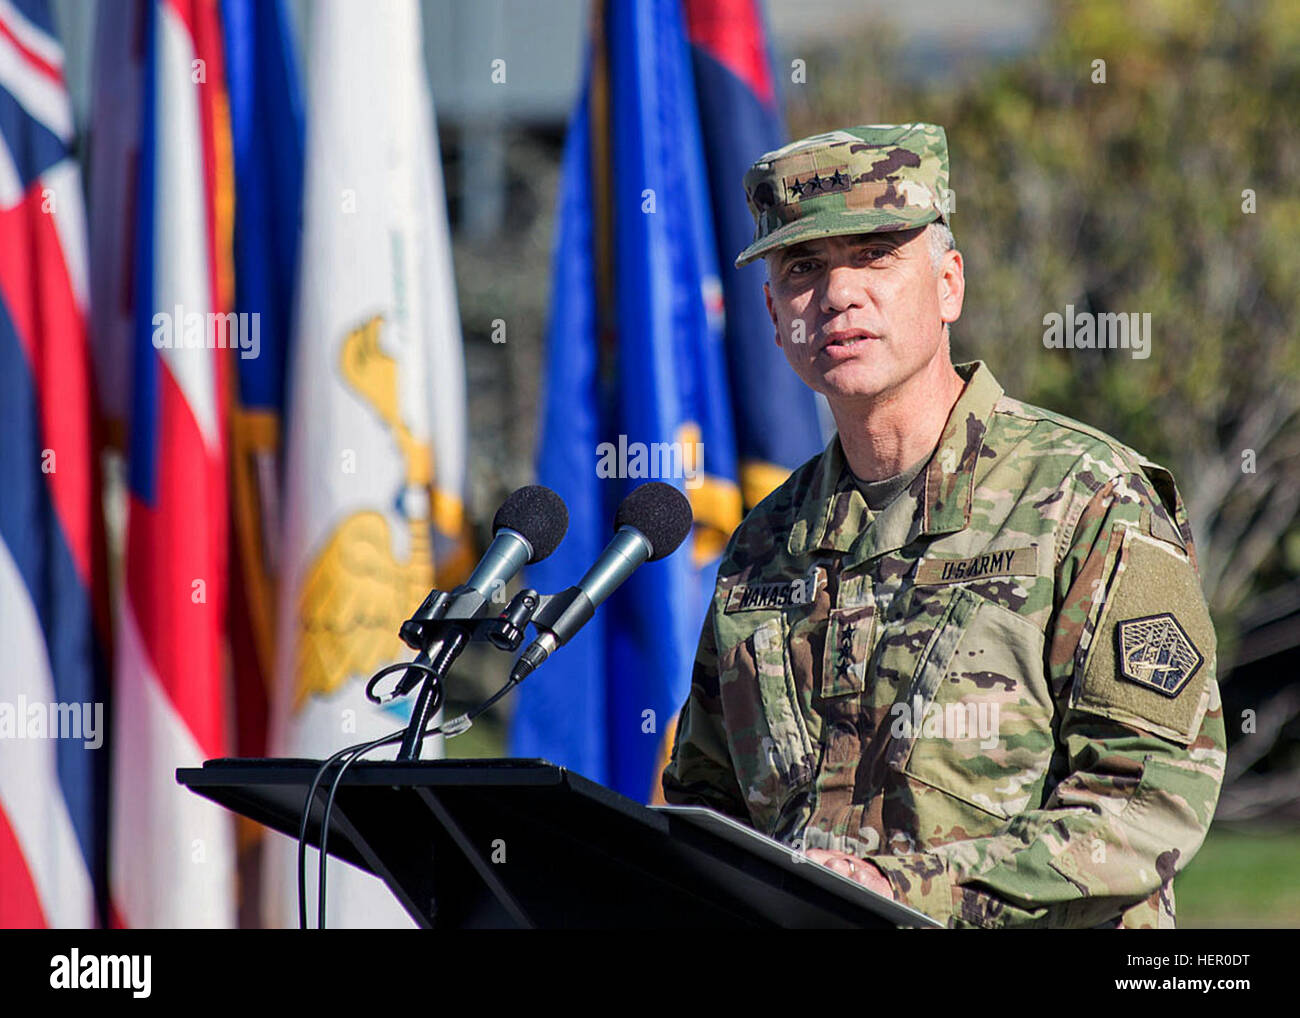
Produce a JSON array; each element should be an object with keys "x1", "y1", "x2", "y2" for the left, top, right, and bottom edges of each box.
[{"x1": 815, "y1": 361, "x2": 891, "y2": 401}]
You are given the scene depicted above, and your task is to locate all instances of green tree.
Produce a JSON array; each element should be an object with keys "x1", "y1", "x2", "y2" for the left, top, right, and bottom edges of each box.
[
  {"x1": 792, "y1": 0, "x2": 1300, "y2": 622},
  {"x1": 788, "y1": 0, "x2": 1300, "y2": 818}
]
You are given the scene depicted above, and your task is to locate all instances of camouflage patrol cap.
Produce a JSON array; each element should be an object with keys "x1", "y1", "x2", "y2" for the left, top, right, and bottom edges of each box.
[{"x1": 735, "y1": 123, "x2": 950, "y2": 267}]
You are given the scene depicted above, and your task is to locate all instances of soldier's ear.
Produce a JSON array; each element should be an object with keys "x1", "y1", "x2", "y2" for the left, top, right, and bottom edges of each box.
[{"x1": 937, "y1": 248, "x2": 965, "y2": 327}]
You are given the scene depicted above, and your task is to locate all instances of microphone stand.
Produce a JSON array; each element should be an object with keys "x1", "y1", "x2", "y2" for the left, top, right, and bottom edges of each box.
[
  {"x1": 376, "y1": 587, "x2": 546, "y2": 761},
  {"x1": 396, "y1": 626, "x2": 468, "y2": 760}
]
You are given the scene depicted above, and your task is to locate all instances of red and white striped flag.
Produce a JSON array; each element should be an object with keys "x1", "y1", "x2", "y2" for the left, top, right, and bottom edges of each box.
[
  {"x1": 0, "y1": 0, "x2": 107, "y2": 929},
  {"x1": 108, "y1": 0, "x2": 236, "y2": 928}
]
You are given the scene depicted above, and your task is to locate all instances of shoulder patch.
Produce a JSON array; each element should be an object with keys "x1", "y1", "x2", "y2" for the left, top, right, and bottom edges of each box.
[
  {"x1": 1116, "y1": 613, "x2": 1204, "y2": 696},
  {"x1": 1072, "y1": 528, "x2": 1215, "y2": 744}
]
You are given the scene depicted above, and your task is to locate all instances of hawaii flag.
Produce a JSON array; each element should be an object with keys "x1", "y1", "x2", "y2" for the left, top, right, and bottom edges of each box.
[
  {"x1": 0, "y1": 0, "x2": 107, "y2": 928},
  {"x1": 109, "y1": 0, "x2": 236, "y2": 928},
  {"x1": 262, "y1": 0, "x2": 468, "y2": 928}
]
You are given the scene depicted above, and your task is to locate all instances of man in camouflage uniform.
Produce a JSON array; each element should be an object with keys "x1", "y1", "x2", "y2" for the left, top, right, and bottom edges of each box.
[{"x1": 661, "y1": 123, "x2": 1226, "y2": 929}]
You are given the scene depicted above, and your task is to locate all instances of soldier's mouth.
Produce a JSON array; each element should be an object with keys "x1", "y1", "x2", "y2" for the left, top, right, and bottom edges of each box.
[{"x1": 819, "y1": 330, "x2": 880, "y2": 354}]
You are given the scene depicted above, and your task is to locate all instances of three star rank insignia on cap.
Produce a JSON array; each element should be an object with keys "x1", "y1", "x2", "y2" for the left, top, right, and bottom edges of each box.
[
  {"x1": 1116, "y1": 612, "x2": 1205, "y2": 697},
  {"x1": 783, "y1": 166, "x2": 851, "y2": 202}
]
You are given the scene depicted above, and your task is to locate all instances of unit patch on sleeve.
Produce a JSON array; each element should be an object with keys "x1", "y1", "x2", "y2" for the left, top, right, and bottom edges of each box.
[
  {"x1": 1072, "y1": 527, "x2": 1216, "y2": 744},
  {"x1": 1116, "y1": 613, "x2": 1204, "y2": 697}
]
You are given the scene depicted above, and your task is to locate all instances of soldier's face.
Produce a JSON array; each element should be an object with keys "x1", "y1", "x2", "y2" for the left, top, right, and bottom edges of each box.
[{"x1": 763, "y1": 227, "x2": 964, "y2": 404}]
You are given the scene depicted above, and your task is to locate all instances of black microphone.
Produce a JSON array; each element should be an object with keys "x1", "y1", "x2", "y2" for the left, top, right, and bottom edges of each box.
[
  {"x1": 509, "y1": 481, "x2": 693, "y2": 683},
  {"x1": 445, "y1": 484, "x2": 568, "y2": 617},
  {"x1": 394, "y1": 485, "x2": 568, "y2": 697}
]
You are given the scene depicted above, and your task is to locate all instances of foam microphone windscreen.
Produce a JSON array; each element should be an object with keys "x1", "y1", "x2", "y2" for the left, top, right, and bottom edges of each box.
[
  {"x1": 492, "y1": 485, "x2": 569, "y2": 562},
  {"x1": 614, "y1": 482, "x2": 694, "y2": 561}
]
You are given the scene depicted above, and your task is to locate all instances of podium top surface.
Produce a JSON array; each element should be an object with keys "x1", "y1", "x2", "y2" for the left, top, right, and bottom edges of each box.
[
  {"x1": 177, "y1": 757, "x2": 671, "y2": 834},
  {"x1": 180, "y1": 756, "x2": 569, "y2": 787},
  {"x1": 177, "y1": 757, "x2": 942, "y2": 929}
]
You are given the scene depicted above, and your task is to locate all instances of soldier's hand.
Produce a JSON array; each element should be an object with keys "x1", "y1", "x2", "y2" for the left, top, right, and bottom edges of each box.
[{"x1": 804, "y1": 848, "x2": 895, "y2": 898}]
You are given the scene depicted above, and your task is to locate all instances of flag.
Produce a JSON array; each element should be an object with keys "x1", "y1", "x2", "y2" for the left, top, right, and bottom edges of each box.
[
  {"x1": 221, "y1": 0, "x2": 303, "y2": 764},
  {"x1": 683, "y1": 0, "x2": 823, "y2": 507},
  {"x1": 109, "y1": 0, "x2": 237, "y2": 928},
  {"x1": 0, "y1": 0, "x2": 108, "y2": 928},
  {"x1": 86, "y1": 0, "x2": 146, "y2": 450},
  {"x1": 262, "y1": 0, "x2": 468, "y2": 929},
  {"x1": 509, "y1": 0, "x2": 744, "y2": 802},
  {"x1": 219, "y1": 0, "x2": 303, "y2": 926}
]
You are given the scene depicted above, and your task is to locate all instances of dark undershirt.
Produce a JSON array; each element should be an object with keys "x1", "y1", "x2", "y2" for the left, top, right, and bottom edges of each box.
[{"x1": 851, "y1": 453, "x2": 930, "y2": 511}]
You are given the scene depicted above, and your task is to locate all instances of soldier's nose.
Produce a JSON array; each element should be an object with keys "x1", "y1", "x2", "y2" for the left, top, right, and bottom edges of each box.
[{"x1": 821, "y1": 265, "x2": 869, "y2": 315}]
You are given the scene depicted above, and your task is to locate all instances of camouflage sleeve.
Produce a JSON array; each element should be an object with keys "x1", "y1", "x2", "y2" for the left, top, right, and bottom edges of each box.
[
  {"x1": 868, "y1": 473, "x2": 1227, "y2": 928},
  {"x1": 660, "y1": 610, "x2": 751, "y2": 823}
]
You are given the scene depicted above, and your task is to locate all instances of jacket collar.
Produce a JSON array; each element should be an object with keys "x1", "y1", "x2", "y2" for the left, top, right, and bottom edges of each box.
[{"x1": 786, "y1": 360, "x2": 1004, "y2": 564}]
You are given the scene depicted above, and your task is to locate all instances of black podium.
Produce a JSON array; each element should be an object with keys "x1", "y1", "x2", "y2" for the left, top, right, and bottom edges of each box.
[{"x1": 177, "y1": 758, "x2": 941, "y2": 929}]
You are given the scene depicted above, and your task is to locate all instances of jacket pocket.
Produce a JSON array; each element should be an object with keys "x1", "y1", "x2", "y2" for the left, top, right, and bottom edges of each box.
[
  {"x1": 881, "y1": 585, "x2": 979, "y2": 773},
  {"x1": 892, "y1": 592, "x2": 1053, "y2": 820},
  {"x1": 718, "y1": 613, "x2": 816, "y2": 829}
]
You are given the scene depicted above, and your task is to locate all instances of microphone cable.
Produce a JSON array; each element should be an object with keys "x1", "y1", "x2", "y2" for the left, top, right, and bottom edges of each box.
[
  {"x1": 298, "y1": 661, "x2": 444, "y2": 930},
  {"x1": 297, "y1": 668, "x2": 526, "y2": 929},
  {"x1": 297, "y1": 728, "x2": 405, "y2": 930}
]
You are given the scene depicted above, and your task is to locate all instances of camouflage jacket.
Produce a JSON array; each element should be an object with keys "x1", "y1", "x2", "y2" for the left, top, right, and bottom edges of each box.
[{"x1": 661, "y1": 360, "x2": 1226, "y2": 929}]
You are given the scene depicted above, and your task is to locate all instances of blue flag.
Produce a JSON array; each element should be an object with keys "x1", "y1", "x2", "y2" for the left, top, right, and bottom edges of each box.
[
  {"x1": 509, "y1": 0, "x2": 743, "y2": 800},
  {"x1": 684, "y1": 0, "x2": 824, "y2": 506},
  {"x1": 220, "y1": 0, "x2": 304, "y2": 757},
  {"x1": 223, "y1": 0, "x2": 304, "y2": 416}
]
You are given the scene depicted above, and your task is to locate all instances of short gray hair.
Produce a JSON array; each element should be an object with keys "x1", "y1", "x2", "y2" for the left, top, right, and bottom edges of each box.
[{"x1": 927, "y1": 220, "x2": 956, "y2": 273}]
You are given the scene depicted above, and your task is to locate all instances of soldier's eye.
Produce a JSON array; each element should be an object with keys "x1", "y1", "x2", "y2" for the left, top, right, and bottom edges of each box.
[{"x1": 788, "y1": 259, "x2": 818, "y2": 275}]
